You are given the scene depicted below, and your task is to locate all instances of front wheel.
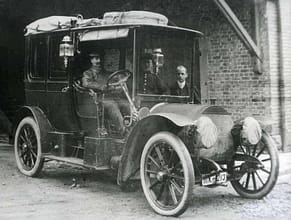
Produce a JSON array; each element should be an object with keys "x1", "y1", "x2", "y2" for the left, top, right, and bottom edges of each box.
[
  {"x1": 140, "y1": 131, "x2": 194, "y2": 217},
  {"x1": 229, "y1": 131, "x2": 279, "y2": 199},
  {"x1": 14, "y1": 117, "x2": 44, "y2": 177}
]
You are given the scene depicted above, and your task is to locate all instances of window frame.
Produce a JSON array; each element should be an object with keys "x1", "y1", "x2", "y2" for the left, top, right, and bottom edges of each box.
[
  {"x1": 28, "y1": 35, "x2": 49, "y2": 81},
  {"x1": 135, "y1": 27, "x2": 195, "y2": 98},
  {"x1": 48, "y1": 33, "x2": 69, "y2": 81}
]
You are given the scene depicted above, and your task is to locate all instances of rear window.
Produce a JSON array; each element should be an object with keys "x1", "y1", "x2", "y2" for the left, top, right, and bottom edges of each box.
[{"x1": 29, "y1": 37, "x2": 47, "y2": 79}]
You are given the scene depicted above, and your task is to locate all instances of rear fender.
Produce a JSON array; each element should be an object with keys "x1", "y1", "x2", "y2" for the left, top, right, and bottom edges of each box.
[
  {"x1": 12, "y1": 106, "x2": 54, "y2": 153},
  {"x1": 117, "y1": 113, "x2": 194, "y2": 186}
]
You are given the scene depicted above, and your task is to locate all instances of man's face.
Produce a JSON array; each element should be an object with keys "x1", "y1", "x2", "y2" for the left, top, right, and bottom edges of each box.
[
  {"x1": 90, "y1": 56, "x2": 101, "y2": 71},
  {"x1": 177, "y1": 68, "x2": 187, "y2": 82},
  {"x1": 144, "y1": 59, "x2": 153, "y2": 72}
]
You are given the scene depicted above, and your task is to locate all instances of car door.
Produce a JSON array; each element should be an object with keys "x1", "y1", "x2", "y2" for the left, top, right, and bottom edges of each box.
[
  {"x1": 25, "y1": 35, "x2": 48, "y2": 112},
  {"x1": 46, "y1": 33, "x2": 79, "y2": 131}
]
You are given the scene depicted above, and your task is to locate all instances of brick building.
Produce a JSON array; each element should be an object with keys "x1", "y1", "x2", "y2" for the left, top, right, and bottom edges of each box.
[{"x1": 0, "y1": 0, "x2": 290, "y2": 150}]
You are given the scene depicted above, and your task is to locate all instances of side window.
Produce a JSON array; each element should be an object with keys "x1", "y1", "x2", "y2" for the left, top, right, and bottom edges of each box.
[
  {"x1": 30, "y1": 37, "x2": 47, "y2": 79},
  {"x1": 49, "y1": 35, "x2": 67, "y2": 79}
]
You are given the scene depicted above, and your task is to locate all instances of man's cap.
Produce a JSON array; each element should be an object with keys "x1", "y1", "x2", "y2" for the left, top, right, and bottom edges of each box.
[
  {"x1": 153, "y1": 48, "x2": 162, "y2": 54},
  {"x1": 89, "y1": 52, "x2": 100, "y2": 58}
]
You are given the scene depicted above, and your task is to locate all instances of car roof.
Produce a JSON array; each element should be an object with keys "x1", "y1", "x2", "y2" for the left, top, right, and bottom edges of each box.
[
  {"x1": 26, "y1": 23, "x2": 203, "y2": 37},
  {"x1": 25, "y1": 14, "x2": 203, "y2": 37},
  {"x1": 74, "y1": 23, "x2": 203, "y2": 35}
]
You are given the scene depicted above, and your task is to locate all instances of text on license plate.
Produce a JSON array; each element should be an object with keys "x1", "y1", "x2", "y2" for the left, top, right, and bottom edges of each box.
[{"x1": 202, "y1": 172, "x2": 227, "y2": 186}]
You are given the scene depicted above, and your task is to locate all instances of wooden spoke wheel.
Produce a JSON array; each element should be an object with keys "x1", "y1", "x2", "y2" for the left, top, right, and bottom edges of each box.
[
  {"x1": 140, "y1": 132, "x2": 194, "y2": 217},
  {"x1": 229, "y1": 131, "x2": 279, "y2": 199},
  {"x1": 14, "y1": 117, "x2": 44, "y2": 177}
]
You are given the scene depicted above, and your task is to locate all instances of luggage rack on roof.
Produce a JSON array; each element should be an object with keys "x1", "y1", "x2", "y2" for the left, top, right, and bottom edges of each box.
[{"x1": 24, "y1": 11, "x2": 169, "y2": 36}]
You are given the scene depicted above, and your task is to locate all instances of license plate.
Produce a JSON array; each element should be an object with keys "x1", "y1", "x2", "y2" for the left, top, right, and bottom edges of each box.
[{"x1": 202, "y1": 172, "x2": 227, "y2": 186}]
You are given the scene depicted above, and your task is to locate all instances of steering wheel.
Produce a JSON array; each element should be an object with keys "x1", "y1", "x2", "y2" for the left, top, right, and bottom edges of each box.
[{"x1": 106, "y1": 69, "x2": 131, "y2": 88}]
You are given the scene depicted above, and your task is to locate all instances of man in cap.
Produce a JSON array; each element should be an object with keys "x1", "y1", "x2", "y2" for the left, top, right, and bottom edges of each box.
[
  {"x1": 82, "y1": 52, "x2": 107, "y2": 90},
  {"x1": 82, "y1": 52, "x2": 129, "y2": 136}
]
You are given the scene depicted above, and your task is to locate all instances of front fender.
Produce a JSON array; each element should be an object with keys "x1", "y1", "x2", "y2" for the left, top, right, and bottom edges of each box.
[
  {"x1": 150, "y1": 112, "x2": 196, "y2": 127},
  {"x1": 13, "y1": 106, "x2": 54, "y2": 153},
  {"x1": 117, "y1": 113, "x2": 194, "y2": 186}
]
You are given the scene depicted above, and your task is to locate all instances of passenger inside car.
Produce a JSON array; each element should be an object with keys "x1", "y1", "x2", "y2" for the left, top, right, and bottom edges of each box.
[
  {"x1": 139, "y1": 53, "x2": 168, "y2": 95},
  {"x1": 169, "y1": 65, "x2": 190, "y2": 96}
]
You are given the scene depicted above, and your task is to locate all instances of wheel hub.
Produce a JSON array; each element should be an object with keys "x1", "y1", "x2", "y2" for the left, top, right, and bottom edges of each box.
[
  {"x1": 156, "y1": 171, "x2": 167, "y2": 182},
  {"x1": 242, "y1": 161, "x2": 263, "y2": 172}
]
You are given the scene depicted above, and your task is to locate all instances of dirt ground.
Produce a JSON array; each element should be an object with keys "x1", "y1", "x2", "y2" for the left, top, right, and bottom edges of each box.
[{"x1": 1, "y1": 143, "x2": 291, "y2": 220}]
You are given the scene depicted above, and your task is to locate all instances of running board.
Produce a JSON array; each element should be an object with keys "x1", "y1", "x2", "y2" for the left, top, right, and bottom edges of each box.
[{"x1": 44, "y1": 155, "x2": 110, "y2": 170}]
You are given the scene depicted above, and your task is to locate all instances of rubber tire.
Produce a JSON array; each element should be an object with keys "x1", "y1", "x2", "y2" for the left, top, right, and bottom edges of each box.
[
  {"x1": 14, "y1": 117, "x2": 44, "y2": 177},
  {"x1": 140, "y1": 131, "x2": 194, "y2": 217},
  {"x1": 230, "y1": 132, "x2": 279, "y2": 199}
]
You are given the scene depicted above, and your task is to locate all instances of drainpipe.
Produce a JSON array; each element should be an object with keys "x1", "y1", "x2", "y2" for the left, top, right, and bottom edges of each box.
[
  {"x1": 277, "y1": 0, "x2": 287, "y2": 151},
  {"x1": 253, "y1": 0, "x2": 263, "y2": 74}
]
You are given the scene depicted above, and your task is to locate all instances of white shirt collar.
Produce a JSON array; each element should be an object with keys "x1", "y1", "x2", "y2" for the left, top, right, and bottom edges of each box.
[{"x1": 177, "y1": 81, "x2": 186, "y2": 89}]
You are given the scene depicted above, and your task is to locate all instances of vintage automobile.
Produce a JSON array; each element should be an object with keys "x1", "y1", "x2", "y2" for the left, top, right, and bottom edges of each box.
[{"x1": 13, "y1": 11, "x2": 279, "y2": 216}]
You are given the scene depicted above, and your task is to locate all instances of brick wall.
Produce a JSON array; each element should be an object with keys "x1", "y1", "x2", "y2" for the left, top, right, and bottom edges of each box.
[{"x1": 199, "y1": 1, "x2": 272, "y2": 122}]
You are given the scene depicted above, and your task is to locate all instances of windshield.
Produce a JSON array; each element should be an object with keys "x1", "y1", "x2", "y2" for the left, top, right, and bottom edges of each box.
[{"x1": 137, "y1": 27, "x2": 195, "y2": 97}]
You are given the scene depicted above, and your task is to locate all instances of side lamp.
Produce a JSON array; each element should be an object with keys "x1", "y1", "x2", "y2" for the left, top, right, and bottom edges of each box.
[
  {"x1": 152, "y1": 48, "x2": 164, "y2": 74},
  {"x1": 59, "y1": 35, "x2": 74, "y2": 68}
]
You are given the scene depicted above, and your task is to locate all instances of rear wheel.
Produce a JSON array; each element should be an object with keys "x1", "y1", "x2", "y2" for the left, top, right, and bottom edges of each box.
[
  {"x1": 229, "y1": 131, "x2": 279, "y2": 199},
  {"x1": 140, "y1": 131, "x2": 194, "y2": 216},
  {"x1": 14, "y1": 117, "x2": 44, "y2": 177}
]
